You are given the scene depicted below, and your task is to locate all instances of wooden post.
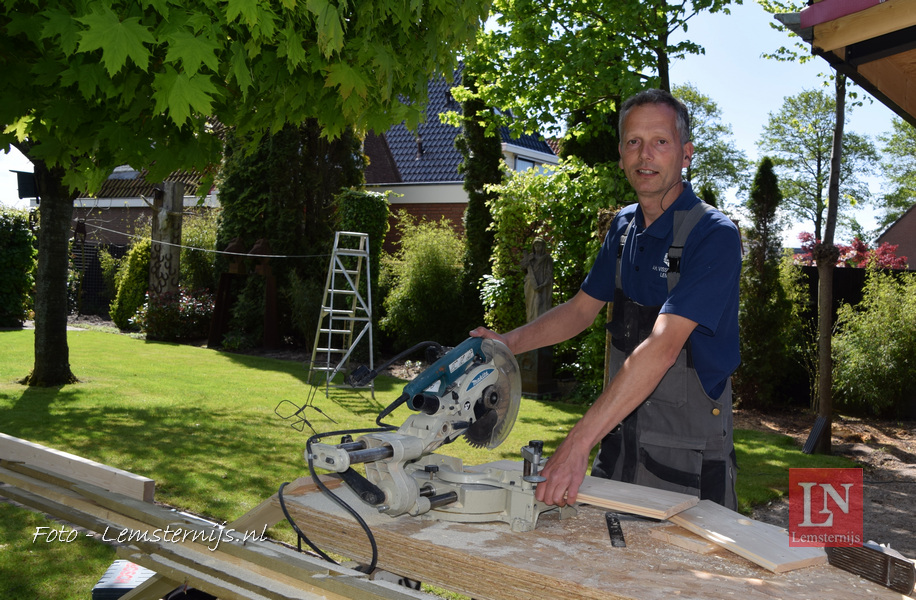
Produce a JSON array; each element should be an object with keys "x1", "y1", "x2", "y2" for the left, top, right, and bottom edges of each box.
[{"x1": 149, "y1": 181, "x2": 184, "y2": 298}]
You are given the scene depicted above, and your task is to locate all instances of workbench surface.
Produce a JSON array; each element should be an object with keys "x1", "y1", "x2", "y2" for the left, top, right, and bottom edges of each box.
[{"x1": 282, "y1": 487, "x2": 912, "y2": 600}]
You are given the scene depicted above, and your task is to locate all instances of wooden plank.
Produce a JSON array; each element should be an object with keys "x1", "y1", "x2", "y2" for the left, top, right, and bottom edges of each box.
[
  {"x1": 128, "y1": 533, "x2": 435, "y2": 600},
  {"x1": 471, "y1": 460, "x2": 697, "y2": 519},
  {"x1": 117, "y1": 548, "x2": 286, "y2": 600},
  {"x1": 116, "y1": 574, "x2": 179, "y2": 600},
  {"x1": 812, "y1": 0, "x2": 916, "y2": 52},
  {"x1": 669, "y1": 500, "x2": 828, "y2": 573},
  {"x1": 648, "y1": 525, "x2": 718, "y2": 555},
  {"x1": 0, "y1": 432, "x2": 154, "y2": 502},
  {"x1": 227, "y1": 474, "x2": 341, "y2": 532}
]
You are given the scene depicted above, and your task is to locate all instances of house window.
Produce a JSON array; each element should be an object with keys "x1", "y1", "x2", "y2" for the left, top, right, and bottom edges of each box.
[{"x1": 515, "y1": 157, "x2": 536, "y2": 171}]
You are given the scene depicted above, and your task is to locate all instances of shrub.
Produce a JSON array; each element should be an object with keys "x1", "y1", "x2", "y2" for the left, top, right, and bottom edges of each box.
[
  {"x1": 380, "y1": 213, "x2": 468, "y2": 348},
  {"x1": 0, "y1": 208, "x2": 36, "y2": 326},
  {"x1": 833, "y1": 269, "x2": 916, "y2": 417},
  {"x1": 132, "y1": 288, "x2": 215, "y2": 341},
  {"x1": 181, "y1": 208, "x2": 220, "y2": 292},
  {"x1": 223, "y1": 276, "x2": 266, "y2": 351},
  {"x1": 109, "y1": 237, "x2": 151, "y2": 330}
]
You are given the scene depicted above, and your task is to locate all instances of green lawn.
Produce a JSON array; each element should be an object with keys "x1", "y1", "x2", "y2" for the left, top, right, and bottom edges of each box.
[{"x1": 0, "y1": 327, "x2": 855, "y2": 598}]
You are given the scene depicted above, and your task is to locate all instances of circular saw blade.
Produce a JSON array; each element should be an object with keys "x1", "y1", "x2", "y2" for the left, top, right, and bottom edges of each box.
[{"x1": 463, "y1": 339, "x2": 521, "y2": 449}]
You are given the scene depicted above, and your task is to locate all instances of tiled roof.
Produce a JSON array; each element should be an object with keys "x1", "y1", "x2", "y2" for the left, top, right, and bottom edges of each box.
[
  {"x1": 92, "y1": 168, "x2": 204, "y2": 198},
  {"x1": 367, "y1": 68, "x2": 555, "y2": 184}
]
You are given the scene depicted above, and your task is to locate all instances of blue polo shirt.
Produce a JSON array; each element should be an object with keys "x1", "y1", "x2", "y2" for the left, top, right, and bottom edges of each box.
[{"x1": 581, "y1": 183, "x2": 741, "y2": 398}]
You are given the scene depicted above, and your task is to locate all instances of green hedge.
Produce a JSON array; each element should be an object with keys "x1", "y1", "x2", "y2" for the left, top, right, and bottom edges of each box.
[{"x1": 0, "y1": 208, "x2": 36, "y2": 327}]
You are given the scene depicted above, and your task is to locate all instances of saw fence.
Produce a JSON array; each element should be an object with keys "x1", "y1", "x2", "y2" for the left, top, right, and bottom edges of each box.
[{"x1": 1, "y1": 433, "x2": 912, "y2": 600}]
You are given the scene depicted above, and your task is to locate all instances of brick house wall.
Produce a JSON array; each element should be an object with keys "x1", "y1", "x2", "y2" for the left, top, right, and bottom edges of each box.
[{"x1": 876, "y1": 204, "x2": 916, "y2": 270}]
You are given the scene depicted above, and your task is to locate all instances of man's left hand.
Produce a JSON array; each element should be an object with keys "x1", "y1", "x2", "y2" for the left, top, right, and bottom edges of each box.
[{"x1": 533, "y1": 438, "x2": 591, "y2": 506}]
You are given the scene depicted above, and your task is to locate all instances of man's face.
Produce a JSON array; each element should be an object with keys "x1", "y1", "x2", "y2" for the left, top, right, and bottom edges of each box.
[{"x1": 618, "y1": 103, "x2": 693, "y2": 204}]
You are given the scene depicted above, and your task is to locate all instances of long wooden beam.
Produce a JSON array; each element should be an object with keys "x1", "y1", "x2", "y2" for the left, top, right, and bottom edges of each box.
[
  {"x1": 0, "y1": 432, "x2": 154, "y2": 501},
  {"x1": 812, "y1": 0, "x2": 916, "y2": 53}
]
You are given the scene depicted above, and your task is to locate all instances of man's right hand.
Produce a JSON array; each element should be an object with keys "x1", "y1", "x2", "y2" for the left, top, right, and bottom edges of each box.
[{"x1": 469, "y1": 327, "x2": 518, "y2": 356}]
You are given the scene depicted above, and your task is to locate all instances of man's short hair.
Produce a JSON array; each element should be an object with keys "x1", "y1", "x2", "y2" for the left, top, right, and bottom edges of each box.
[{"x1": 618, "y1": 89, "x2": 691, "y2": 146}]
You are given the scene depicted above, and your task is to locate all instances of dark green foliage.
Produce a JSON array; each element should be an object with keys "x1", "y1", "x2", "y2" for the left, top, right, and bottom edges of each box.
[
  {"x1": 215, "y1": 120, "x2": 365, "y2": 348},
  {"x1": 336, "y1": 188, "x2": 390, "y2": 319},
  {"x1": 559, "y1": 110, "x2": 620, "y2": 167},
  {"x1": 97, "y1": 246, "x2": 120, "y2": 305},
  {"x1": 282, "y1": 271, "x2": 324, "y2": 348},
  {"x1": 0, "y1": 208, "x2": 36, "y2": 327},
  {"x1": 455, "y1": 70, "x2": 503, "y2": 325},
  {"x1": 699, "y1": 184, "x2": 718, "y2": 208},
  {"x1": 833, "y1": 270, "x2": 916, "y2": 417},
  {"x1": 109, "y1": 238, "x2": 151, "y2": 330},
  {"x1": 380, "y1": 213, "x2": 469, "y2": 348},
  {"x1": 736, "y1": 158, "x2": 800, "y2": 408}
]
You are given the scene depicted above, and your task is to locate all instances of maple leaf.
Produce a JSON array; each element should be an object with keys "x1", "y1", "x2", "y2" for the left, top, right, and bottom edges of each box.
[
  {"x1": 39, "y1": 7, "x2": 81, "y2": 55},
  {"x1": 77, "y1": 6, "x2": 154, "y2": 75},
  {"x1": 152, "y1": 66, "x2": 220, "y2": 126},
  {"x1": 227, "y1": 0, "x2": 260, "y2": 26},
  {"x1": 325, "y1": 61, "x2": 367, "y2": 101},
  {"x1": 279, "y1": 24, "x2": 306, "y2": 71},
  {"x1": 306, "y1": 0, "x2": 344, "y2": 57},
  {"x1": 165, "y1": 29, "x2": 221, "y2": 76},
  {"x1": 228, "y1": 41, "x2": 254, "y2": 95}
]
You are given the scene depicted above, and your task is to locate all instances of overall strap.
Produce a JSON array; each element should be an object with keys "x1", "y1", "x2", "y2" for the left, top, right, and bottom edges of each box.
[
  {"x1": 615, "y1": 216, "x2": 639, "y2": 289},
  {"x1": 667, "y1": 202, "x2": 716, "y2": 293}
]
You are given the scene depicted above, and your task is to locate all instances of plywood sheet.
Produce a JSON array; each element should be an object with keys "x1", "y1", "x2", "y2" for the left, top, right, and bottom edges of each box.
[{"x1": 669, "y1": 500, "x2": 828, "y2": 573}]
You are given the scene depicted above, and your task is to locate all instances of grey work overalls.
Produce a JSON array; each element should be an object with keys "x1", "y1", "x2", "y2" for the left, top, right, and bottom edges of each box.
[{"x1": 591, "y1": 202, "x2": 738, "y2": 510}]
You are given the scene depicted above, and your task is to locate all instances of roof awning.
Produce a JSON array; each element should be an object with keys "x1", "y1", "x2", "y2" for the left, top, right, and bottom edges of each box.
[{"x1": 777, "y1": 0, "x2": 916, "y2": 127}]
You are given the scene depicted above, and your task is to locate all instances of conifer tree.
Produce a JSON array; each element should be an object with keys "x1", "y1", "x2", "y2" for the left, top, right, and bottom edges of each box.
[{"x1": 736, "y1": 157, "x2": 795, "y2": 407}]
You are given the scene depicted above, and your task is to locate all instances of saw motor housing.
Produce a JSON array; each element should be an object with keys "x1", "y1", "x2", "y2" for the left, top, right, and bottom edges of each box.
[{"x1": 309, "y1": 337, "x2": 575, "y2": 531}]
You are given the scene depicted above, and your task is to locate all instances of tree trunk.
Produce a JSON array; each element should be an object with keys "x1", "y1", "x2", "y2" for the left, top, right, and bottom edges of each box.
[
  {"x1": 811, "y1": 74, "x2": 846, "y2": 454},
  {"x1": 28, "y1": 159, "x2": 78, "y2": 386}
]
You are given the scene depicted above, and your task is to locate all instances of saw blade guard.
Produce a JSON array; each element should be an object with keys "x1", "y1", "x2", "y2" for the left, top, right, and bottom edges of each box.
[{"x1": 467, "y1": 338, "x2": 521, "y2": 449}]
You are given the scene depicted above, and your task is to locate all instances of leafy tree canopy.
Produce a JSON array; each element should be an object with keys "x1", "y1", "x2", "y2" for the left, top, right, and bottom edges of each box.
[
  {"x1": 758, "y1": 88, "x2": 878, "y2": 240},
  {"x1": 673, "y1": 82, "x2": 749, "y2": 202},
  {"x1": 1, "y1": 0, "x2": 490, "y2": 191},
  {"x1": 878, "y1": 117, "x2": 916, "y2": 229},
  {"x1": 450, "y1": 0, "x2": 739, "y2": 142}
]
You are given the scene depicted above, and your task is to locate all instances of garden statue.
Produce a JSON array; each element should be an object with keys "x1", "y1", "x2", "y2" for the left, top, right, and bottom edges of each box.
[{"x1": 521, "y1": 238, "x2": 553, "y2": 322}]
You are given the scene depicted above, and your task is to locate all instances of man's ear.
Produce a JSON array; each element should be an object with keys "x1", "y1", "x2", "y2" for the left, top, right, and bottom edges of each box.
[{"x1": 683, "y1": 142, "x2": 695, "y2": 167}]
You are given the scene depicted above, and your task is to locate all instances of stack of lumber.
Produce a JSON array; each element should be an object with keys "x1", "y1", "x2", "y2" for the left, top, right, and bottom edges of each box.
[{"x1": 0, "y1": 433, "x2": 433, "y2": 600}]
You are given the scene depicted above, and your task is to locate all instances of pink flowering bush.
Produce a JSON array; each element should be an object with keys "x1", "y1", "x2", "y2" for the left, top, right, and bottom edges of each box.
[
  {"x1": 794, "y1": 232, "x2": 908, "y2": 269},
  {"x1": 132, "y1": 288, "x2": 215, "y2": 341}
]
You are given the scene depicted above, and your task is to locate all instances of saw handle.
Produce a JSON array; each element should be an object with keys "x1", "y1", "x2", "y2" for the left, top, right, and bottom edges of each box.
[{"x1": 338, "y1": 467, "x2": 386, "y2": 505}]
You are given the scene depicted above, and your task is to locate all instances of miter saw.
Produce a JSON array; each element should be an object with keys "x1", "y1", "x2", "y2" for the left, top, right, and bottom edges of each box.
[{"x1": 307, "y1": 337, "x2": 576, "y2": 532}]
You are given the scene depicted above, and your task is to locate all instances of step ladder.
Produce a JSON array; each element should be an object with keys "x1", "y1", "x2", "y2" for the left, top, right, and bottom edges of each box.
[{"x1": 307, "y1": 231, "x2": 374, "y2": 398}]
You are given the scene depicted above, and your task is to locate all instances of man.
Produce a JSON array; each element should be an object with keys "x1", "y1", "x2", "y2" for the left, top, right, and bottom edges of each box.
[{"x1": 471, "y1": 89, "x2": 742, "y2": 510}]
